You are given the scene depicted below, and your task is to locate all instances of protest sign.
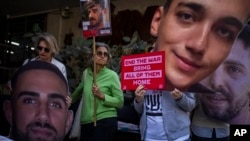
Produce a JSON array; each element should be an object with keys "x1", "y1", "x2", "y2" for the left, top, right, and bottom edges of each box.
[{"x1": 121, "y1": 51, "x2": 165, "y2": 90}]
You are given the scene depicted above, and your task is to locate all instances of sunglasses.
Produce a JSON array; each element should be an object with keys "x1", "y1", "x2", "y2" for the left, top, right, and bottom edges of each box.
[
  {"x1": 37, "y1": 46, "x2": 50, "y2": 53},
  {"x1": 96, "y1": 51, "x2": 108, "y2": 58}
]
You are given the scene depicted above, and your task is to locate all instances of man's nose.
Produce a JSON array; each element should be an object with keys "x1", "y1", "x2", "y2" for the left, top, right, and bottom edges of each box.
[
  {"x1": 209, "y1": 67, "x2": 225, "y2": 90},
  {"x1": 186, "y1": 24, "x2": 210, "y2": 55},
  {"x1": 89, "y1": 11, "x2": 94, "y2": 18},
  {"x1": 36, "y1": 103, "x2": 50, "y2": 123}
]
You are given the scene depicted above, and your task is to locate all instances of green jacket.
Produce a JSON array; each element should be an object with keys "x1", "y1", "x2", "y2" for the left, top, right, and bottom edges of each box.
[{"x1": 71, "y1": 67, "x2": 124, "y2": 124}]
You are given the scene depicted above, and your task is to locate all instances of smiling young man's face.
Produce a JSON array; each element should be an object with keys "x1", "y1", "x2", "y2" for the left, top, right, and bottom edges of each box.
[
  {"x1": 6, "y1": 70, "x2": 72, "y2": 141},
  {"x1": 151, "y1": 0, "x2": 250, "y2": 91}
]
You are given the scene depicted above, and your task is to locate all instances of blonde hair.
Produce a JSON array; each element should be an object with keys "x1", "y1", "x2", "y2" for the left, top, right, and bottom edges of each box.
[{"x1": 36, "y1": 32, "x2": 59, "y2": 55}]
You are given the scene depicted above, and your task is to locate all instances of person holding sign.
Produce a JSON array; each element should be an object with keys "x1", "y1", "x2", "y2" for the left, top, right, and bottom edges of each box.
[
  {"x1": 70, "y1": 42, "x2": 124, "y2": 141},
  {"x1": 133, "y1": 0, "x2": 250, "y2": 140}
]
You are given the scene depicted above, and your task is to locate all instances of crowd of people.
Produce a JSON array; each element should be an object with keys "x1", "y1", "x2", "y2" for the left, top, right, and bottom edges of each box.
[{"x1": 1, "y1": 0, "x2": 250, "y2": 141}]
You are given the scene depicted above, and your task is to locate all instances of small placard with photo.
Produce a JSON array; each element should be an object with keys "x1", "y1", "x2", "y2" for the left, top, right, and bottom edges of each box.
[{"x1": 80, "y1": 0, "x2": 112, "y2": 37}]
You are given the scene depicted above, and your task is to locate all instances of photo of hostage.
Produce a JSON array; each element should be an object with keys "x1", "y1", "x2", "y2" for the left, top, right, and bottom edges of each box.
[
  {"x1": 133, "y1": 0, "x2": 250, "y2": 140},
  {"x1": 198, "y1": 24, "x2": 250, "y2": 125},
  {"x1": 191, "y1": 25, "x2": 250, "y2": 141},
  {"x1": 85, "y1": 0, "x2": 110, "y2": 29},
  {"x1": 2, "y1": 61, "x2": 73, "y2": 141}
]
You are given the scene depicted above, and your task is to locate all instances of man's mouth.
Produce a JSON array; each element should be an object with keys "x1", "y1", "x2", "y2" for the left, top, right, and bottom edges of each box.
[
  {"x1": 206, "y1": 94, "x2": 228, "y2": 105},
  {"x1": 90, "y1": 18, "x2": 96, "y2": 22},
  {"x1": 175, "y1": 53, "x2": 201, "y2": 72},
  {"x1": 30, "y1": 126, "x2": 54, "y2": 138}
]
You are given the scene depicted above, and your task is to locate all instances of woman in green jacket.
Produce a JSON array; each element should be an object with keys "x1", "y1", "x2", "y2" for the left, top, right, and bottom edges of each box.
[{"x1": 71, "y1": 42, "x2": 124, "y2": 141}]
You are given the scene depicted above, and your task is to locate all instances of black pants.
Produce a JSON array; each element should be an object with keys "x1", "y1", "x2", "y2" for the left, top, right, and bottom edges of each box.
[{"x1": 80, "y1": 117, "x2": 118, "y2": 141}]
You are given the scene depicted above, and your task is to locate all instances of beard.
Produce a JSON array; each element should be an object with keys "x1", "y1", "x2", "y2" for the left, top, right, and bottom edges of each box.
[
  {"x1": 202, "y1": 102, "x2": 235, "y2": 121},
  {"x1": 200, "y1": 88, "x2": 248, "y2": 122},
  {"x1": 11, "y1": 121, "x2": 61, "y2": 141},
  {"x1": 89, "y1": 15, "x2": 103, "y2": 28}
]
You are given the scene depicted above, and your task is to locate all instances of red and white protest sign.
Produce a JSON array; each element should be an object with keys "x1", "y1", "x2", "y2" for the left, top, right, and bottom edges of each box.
[{"x1": 121, "y1": 51, "x2": 165, "y2": 90}]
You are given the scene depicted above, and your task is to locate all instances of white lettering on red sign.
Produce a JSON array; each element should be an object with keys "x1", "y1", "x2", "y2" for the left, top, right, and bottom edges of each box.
[
  {"x1": 124, "y1": 55, "x2": 162, "y2": 66},
  {"x1": 124, "y1": 70, "x2": 162, "y2": 80},
  {"x1": 133, "y1": 79, "x2": 151, "y2": 85}
]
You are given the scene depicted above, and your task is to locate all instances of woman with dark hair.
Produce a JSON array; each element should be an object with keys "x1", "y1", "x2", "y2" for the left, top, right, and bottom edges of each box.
[{"x1": 70, "y1": 42, "x2": 124, "y2": 141}]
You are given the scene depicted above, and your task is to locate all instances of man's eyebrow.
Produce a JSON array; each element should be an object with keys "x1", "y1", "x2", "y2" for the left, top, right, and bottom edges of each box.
[
  {"x1": 177, "y1": 2, "x2": 243, "y2": 29},
  {"x1": 224, "y1": 59, "x2": 245, "y2": 68},
  {"x1": 17, "y1": 91, "x2": 39, "y2": 99},
  {"x1": 218, "y1": 17, "x2": 243, "y2": 31},
  {"x1": 16, "y1": 92, "x2": 67, "y2": 103},
  {"x1": 48, "y1": 93, "x2": 67, "y2": 103},
  {"x1": 177, "y1": 2, "x2": 205, "y2": 14}
]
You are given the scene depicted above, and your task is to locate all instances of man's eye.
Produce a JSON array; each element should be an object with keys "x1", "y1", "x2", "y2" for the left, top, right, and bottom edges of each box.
[
  {"x1": 50, "y1": 102, "x2": 62, "y2": 109},
  {"x1": 228, "y1": 66, "x2": 241, "y2": 73},
  {"x1": 93, "y1": 9, "x2": 98, "y2": 13},
  {"x1": 23, "y1": 98, "x2": 36, "y2": 104},
  {"x1": 177, "y1": 12, "x2": 194, "y2": 23},
  {"x1": 218, "y1": 28, "x2": 232, "y2": 37},
  {"x1": 216, "y1": 26, "x2": 235, "y2": 40}
]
